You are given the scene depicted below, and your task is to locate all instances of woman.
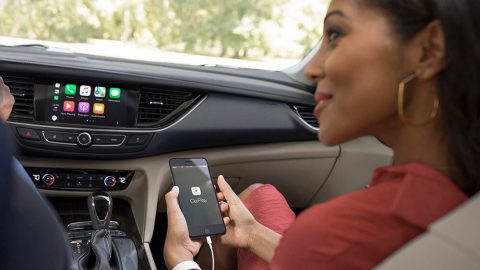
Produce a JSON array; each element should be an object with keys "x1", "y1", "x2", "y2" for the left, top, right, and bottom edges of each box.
[{"x1": 164, "y1": 0, "x2": 479, "y2": 268}]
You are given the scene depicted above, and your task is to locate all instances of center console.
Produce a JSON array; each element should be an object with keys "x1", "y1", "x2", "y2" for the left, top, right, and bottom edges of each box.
[{"x1": 50, "y1": 196, "x2": 150, "y2": 270}]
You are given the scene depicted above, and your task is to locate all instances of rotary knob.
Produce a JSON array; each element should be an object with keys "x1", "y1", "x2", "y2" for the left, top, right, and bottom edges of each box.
[
  {"x1": 103, "y1": 176, "x2": 117, "y2": 188},
  {"x1": 42, "y1": 174, "x2": 56, "y2": 186},
  {"x1": 77, "y1": 132, "x2": 92, "y2": 147}
]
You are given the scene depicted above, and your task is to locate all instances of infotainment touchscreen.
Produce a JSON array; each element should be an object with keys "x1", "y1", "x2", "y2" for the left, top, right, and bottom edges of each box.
[{"x1": 43, "y1": 82, "x2": 140, "y2": 127}]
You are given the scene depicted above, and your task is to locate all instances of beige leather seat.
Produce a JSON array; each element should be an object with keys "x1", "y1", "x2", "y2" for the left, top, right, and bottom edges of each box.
[{"x1": 375, "y1": 193, "x2": 480, "y2": 269}]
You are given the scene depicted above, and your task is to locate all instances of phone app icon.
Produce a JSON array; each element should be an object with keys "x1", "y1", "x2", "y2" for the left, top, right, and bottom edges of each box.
[
  {"x1": 93, "y1": 103, "x2": 105, "y2": 115},
  {"x1": 191, "y1": 187, "x2": 202, "y2": 196},
  {"x1": 65, "y1": 84, "x2": 76, "y2": 96},
  {"x1": 109, "y1": 88, "x2": 121, "y2": 99},
  {"x1": 80, "y1": 85, "x2": 91, "y2": 96},
  {"x1": 78, "y1": 102, "x2": 90, "y2": 113},
  {"x1": 63, "y1": 101, "x2": 75, "y2": 112},
  {"x1": 94, "y1": 86, "x2": 106, "y2": 97}
]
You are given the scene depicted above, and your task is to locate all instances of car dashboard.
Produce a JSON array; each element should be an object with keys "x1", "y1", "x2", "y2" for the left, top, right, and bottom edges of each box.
[{"x1": 1, "y1": 47, "x2": 392, "y2": 269}]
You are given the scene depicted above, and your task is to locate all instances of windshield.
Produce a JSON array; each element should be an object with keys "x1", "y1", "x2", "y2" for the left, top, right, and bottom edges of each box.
[{"x1": 0, "y1": 0, "x2": 327, "y2": 70}]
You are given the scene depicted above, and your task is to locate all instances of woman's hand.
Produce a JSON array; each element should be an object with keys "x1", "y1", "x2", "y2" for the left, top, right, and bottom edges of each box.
[
  {"x1": 0, "y1": 77, "x2": 14, "y2": 121},
  {"x1": 216, "y1": 175, "x2": 259, "y2": 249},
  {"x1": 163, "y1": 186, "x2": 203, "y2": 269},
  {"x1": 217, "y1": 176, "x2": 283, "y2": 263}
]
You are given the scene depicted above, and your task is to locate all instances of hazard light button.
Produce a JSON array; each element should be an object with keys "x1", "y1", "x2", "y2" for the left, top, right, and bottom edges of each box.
[{"x1": 17, "y1": 128, "x2": 41, "y2": 141}]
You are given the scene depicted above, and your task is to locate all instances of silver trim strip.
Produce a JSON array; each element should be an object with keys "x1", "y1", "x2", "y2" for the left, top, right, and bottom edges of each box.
[
  {"x1": 42, "y1": 131, "x2": 76, "y2": 146},
  {"x1": 8, "y1": 95, "x2": 208, "y2": 133}
]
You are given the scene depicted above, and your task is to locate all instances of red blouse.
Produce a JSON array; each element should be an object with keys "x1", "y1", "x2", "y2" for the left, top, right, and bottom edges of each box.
[{"x1": 269, "y1": 163, "x2": 467, "y2": 269}]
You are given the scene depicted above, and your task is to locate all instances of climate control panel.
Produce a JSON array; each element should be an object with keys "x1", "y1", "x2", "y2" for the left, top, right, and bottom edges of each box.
[{"x1": 25, "y1": 167, "x2": 134, "y2": 191}]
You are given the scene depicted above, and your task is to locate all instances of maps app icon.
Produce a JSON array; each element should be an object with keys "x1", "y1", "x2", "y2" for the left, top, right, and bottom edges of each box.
[{"x1": 95, "y1": 86, "x2": 106, "y2": 97}]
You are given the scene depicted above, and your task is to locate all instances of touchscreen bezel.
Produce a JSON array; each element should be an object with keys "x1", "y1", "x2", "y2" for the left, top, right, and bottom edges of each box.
[{"x1": 35, "y1": 82, "x2": 140, "y2": 128}]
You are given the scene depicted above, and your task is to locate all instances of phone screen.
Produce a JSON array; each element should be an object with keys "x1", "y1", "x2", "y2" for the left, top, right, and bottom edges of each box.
[{"x1": 169, "y1": 158, "x2": 226, "y2": 238}]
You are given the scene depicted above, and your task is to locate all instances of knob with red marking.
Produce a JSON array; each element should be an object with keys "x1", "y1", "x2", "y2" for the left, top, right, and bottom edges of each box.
[
  {"x1": 42, "y1": 174, "x2": 56, "y2": 186},
  {"x1": 103, "y1": 176, "x2": 117, "y2": 188}
]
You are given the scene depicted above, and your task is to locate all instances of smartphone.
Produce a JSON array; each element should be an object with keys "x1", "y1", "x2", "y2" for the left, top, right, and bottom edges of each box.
[{"x1": 169, "y1": 158, "x2": 226, "y2": 238}]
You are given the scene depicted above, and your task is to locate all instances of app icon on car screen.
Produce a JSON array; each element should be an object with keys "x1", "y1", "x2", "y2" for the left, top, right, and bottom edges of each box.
[
  {"x1": 95, "y1": 86, "x2": 106, "y2": 97},
  {"x1": 80, "y1": 85, "x2": 91, "y2": 96},
  {"x1": 78, "y1": 102, "x2": 90, "y2": 113},
  {"x1": 109, "y1": 88, "x2": 121, "y2": 99},
  {"x1": 63, "y1": 101, "x2": 75, "y2": 112},
  {"x1": 93, "y1": 103, "x2": 105, "y2": 115},
  {"x1": 65, "y1": 84, "x2": 77, "y2": 95}
]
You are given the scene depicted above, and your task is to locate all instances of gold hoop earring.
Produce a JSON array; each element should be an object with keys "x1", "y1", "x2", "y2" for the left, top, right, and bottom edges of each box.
[{"x1": 398, "y1": 74, "x2": 440, "y2": 127}]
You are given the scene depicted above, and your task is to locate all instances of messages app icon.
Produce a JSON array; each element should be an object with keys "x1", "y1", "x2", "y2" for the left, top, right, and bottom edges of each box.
[
  {"x1": 191, "y1": 187, "x2": 201, "y2": 196},
  {"x1": 109, "y1": 88, "x2": 121, "y2": 99}
]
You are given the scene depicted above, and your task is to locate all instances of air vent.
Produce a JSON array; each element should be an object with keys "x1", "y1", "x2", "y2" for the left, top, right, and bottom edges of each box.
[
  {"x1": 4, "y1": 75, "x2": 34, "y2": 121},
  {"x1": 292, "y1": 105, "x2": 319, "y2": 128},
  {"x1": 137, "y1": 88, "x2": 200, "y2": 126}
]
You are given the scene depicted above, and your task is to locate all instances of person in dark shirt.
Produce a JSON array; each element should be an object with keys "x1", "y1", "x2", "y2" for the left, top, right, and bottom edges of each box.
[
  {"x1": 163, "y1": 0, "x2": 480, "y2": 269},
  {"x1": 0, "y1": 77, "x2": 71, "y2": 270}
]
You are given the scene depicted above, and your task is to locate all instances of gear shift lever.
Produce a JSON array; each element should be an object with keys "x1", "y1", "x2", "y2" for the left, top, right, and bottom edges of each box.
[
  {"x1": 79, "y1": 192, "x2": 120, "y2": 270},
  {"x1": 88, "y1": 192, "x2": 113, "y2": 230}
]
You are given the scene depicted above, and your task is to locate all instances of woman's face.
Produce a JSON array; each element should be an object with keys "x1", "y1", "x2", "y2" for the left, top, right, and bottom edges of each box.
[{"x1": 306, "y1": 0, "x2": 415, "y2": 146}]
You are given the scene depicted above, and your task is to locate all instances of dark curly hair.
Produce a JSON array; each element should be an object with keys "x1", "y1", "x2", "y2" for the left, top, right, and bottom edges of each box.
[{"x1": 361, "y1": 0, "x2": 480, "y2": 196}]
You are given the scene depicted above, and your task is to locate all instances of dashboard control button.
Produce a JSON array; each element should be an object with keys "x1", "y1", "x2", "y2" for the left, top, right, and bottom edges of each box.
[
  {"x1": 42, "y1": 174, "x2": 56, "y2": 186},
  {"x1": 105, "y1": 136, "x2": 124, "y2": 145},
  {"x1": 44, "y1": 131, "x2": 65, "y2": 142},
  {"x1": 74, "y1": 181, "x2": 84, "y2": 188},
  {"x1": 77, "y1": 132, "x2": 92, "y2": 147},
  {"x1": 92, "y1": 135, "x2": 106, "y2": 145},
  {"x1": 74, "y1": 175, "x2": 86, "y2": 181},
  {"x1": 64, "y1": 133, "x2": 77, "y2": 143},
  {"x1": 127, "y1": 135, "x2": 148, "y2": 145},
  {"x1": 17, "y1": 128, "x2": 41, "y2": 141},
  {"x1": 104, "y1": 176, "x2": 117, "y2": 187}
]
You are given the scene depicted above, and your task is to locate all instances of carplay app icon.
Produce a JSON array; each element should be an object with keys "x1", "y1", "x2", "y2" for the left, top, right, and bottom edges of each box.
[
  {"x1": 80, "y1": 85, "x2": 91, "y2": 96},
  {"x1": 94, "y1": 86, "x2": 106, "y2": 97},
  {"x1": 63, "y1": 101, "x2": 75, "y2": 112},
  {"x1": 65, "y1": 84, "x2": 76, "y2": 96},
  {"x1": 109, "y1": 87, "x2": 121, "y2": 99},
  {"x1": 191, "y1": 186, "x2": 201, "y2": 196},
  {"x1": 78, "y1": 102, "x2": 90, "y2": 113},
  {"x1": 93, "y1": 103, "x2": 104, "y2": 114}
]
